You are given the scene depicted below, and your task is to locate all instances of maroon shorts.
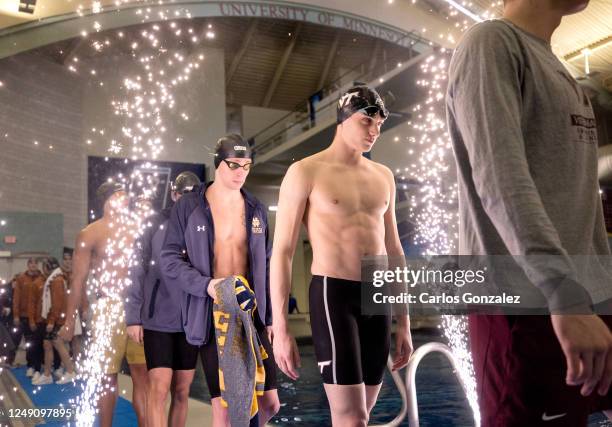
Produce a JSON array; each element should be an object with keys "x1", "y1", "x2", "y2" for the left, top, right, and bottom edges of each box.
[{"x1": 469, "y1": 314, "x2": 612, "y2": 427}]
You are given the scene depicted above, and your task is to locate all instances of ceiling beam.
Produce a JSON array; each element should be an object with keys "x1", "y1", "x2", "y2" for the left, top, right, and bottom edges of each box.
[
  {"x1": 317, "y1": 30, "x2": 340, "y2": 91},
  {"x1": 226, "y1": 19, "x2": 258, "y2": 86},
  {"x1": 564, "y1": 35, "x2": 612, "y2": 62},
  {"x1": 262, "y1": 22, "x2": 302, "y2": 108}
]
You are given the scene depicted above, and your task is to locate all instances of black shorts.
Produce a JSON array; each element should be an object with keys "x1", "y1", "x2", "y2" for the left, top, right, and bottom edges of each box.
[
  {"x1": 200, "y1": 315, "x2": 277, "y2": 399},
  {"x1": 309, "y1": 275, "x2": 391, "y2": 385},
  {"x1": 143, "y1": 329, "x2": 199, "y2": 371},
  {"x1": 469, "y1": 314, "x2": 612, "y2": 427}
]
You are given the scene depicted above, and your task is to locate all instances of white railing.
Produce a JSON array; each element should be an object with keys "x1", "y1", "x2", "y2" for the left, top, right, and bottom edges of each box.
[{"x1": 372, "y1": 342, "x2": 477, "y2": 427}]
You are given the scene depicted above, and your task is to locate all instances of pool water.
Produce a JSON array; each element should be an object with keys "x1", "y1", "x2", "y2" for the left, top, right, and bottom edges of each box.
[
  {"x1": 269, "y1": 330, "x2": 474, "y2": 426},
  {"x1": 188, "y1": 329, "x2": 612, "y2": 426}
]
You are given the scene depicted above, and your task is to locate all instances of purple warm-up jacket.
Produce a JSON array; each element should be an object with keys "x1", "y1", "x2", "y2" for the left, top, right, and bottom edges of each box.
[{"x1": 159, "y1": 182, "x2": 272, "y2": 346}]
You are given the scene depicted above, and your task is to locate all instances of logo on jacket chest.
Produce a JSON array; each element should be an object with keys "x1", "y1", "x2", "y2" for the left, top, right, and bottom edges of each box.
[
  {"x1": 196, "y1": 225, "x2": 207, "y2": 232},
  {"x1": 251, "y1": 217, "x2": 263, "y2": 234}
]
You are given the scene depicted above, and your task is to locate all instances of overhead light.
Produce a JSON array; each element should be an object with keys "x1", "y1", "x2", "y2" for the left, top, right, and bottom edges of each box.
[
  {"x1": 0, "y1": 0, "x2": 38, "y2": 15},
  {"x1": 583, "y1": 49, "x2": 591, "y2": 74},
  {"x1": 0, "y1": 1, "x2": 18, "y2": 14},
  {"x1": 442, "y1": 0, "x2": 483, "y2": 22}
]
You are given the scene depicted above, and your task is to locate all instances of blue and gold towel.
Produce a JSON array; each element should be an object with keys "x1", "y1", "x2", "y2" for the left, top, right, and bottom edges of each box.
[{"x1": 213, "y1": 276, "x2": 267, "y2": 427}]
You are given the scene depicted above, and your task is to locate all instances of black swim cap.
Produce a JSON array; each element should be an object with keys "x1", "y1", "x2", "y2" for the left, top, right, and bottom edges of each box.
[
  {"x1": 96, "y1": 182, "x2": 125, "y2": 210},
  {"x1": 336, "y1": 85, "x2": 388, "y2": 124},
  {"x1": 171, "y1": 171, "x2": 201, "y2": 194},
  {"x1": 213, "y1": 134, "x2": 253, "y2": 169}
]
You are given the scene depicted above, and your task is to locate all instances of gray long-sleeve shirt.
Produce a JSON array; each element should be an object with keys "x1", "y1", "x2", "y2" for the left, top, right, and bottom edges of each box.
[{"x1": 446, "y1": 19, "x2": 611, "y2": 310}]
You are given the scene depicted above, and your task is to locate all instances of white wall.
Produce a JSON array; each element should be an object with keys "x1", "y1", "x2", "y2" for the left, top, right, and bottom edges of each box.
[
  {"x1": 0, "y1": 52, "x2": 86, "y2": 248},
  {"x1": 81, "y1": 47, "x2": 226, "y2": 179},
  {"x1": 241, "y1": 105, "x2": 291, "y2": 140},
  {"x1": 0, "y1": 44, "x2": 226, "y2": 251}
]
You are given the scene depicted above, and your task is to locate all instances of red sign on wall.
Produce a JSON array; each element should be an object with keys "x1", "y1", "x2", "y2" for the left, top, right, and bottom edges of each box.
[{"x1": 4, "y1": 236, "x2": 16, "y2": 244}]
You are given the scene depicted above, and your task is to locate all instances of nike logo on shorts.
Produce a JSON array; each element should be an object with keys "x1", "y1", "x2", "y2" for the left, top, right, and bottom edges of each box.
[{"x1": 541, "y1": 412, "x2": 567, "y2": 421}]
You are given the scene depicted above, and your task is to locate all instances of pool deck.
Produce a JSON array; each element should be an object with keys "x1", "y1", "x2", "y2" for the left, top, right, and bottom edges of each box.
[
  {"x1": 0, "y1": 315, "x2": 442, "y2": 426},
  {"x1": 117, "y1": 371, "x2": 214, "y2": 427},
  {"x1": 0, "y1": 366, "x2": 214, "y2": 427}
]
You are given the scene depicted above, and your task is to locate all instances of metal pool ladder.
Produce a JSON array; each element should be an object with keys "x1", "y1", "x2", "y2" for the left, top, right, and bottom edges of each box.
[{"x1": 372, "y1": 342, "x2": 475, "y2": 427}]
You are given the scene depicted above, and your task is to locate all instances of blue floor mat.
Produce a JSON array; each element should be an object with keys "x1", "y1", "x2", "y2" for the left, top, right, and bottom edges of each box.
[{"x1": 11, "y1": 367, "x2": 137, "y2": 426}]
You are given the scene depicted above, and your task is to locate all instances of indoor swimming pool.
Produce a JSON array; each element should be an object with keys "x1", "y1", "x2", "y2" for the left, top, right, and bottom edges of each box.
[{"x1": 187, "y1": 329, "x2": 612, "y2": 426}]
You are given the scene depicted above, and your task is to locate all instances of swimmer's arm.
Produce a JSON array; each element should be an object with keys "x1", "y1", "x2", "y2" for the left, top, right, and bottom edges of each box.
[
  {"x1": 271, "y1": 161, "x2": 310, "y2": 334},
  {"x1": 65, "y1": 229, "x2": 93, "y2": 326},
  {"x1": 382, "y1": 166, "x2": 404, "y2": 258},
  {"x1": 382, "y1": 167, "x2": 410, "y2": 326},
  {"x1": 383, "y1": 167, "x2": 413, "y2": 368},
  {"x1": 79, "y1": 284, "x2": 89, "y2": 318},
  {"x1": 160, "y1": 197, "x2": 210, "y2": 298}
]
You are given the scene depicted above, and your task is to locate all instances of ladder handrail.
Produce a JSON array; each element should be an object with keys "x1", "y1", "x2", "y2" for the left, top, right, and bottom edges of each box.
[{"x1": 370, "y1": 342, "x2": 477, "y2": 427}]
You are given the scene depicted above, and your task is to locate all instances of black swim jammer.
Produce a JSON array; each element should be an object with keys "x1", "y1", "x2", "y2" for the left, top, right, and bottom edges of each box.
[{"x1": 309, "y1": 275, "x2": 391, "y2": 385}]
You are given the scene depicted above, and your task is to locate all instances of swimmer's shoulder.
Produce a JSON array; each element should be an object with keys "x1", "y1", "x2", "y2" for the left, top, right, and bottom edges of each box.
[
  {"x1": 285, "y1": 155, "x2": 319, "y2": 181},
  {"x1": 298, "y1": 152, "x2": 333, "y2": 175},
  {"x1": 178, "y1": 188, "x2": 208, "y2": 224},
  {"x1": 156, "y1": 188, "x2": 203, "y2": 231},
  {"x1": 77, "y1": 219, "x2": 107, "y2": 248},
  {"x1": 280, "y1": 157, "x2": 318, "y2": 197},
  {"x1": 297, "y1": 151, "x2": 325, "y2": 167},
  {"x1": 365, "y1": 159, "x2": 396, "y2": 192},
  {"x1": 365, "y1": 158, "x2": 394, "y2": 179}
]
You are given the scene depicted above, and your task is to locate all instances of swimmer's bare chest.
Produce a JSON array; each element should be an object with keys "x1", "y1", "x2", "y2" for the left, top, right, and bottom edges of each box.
[
  {"x1": 88, "y1": 221, "x2": 132, "y2": 279},
  {"x1": 306, "y1": 162, "x2": 389, "y2": 228},
  {"x1": 211, "y1": 201, "x2": 248, "y2": 278},
  {"x1": 305, "y1": 163, "x2": 390, "y2": 278}
]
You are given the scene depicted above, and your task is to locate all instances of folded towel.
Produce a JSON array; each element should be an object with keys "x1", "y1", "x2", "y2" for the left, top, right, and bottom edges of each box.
[{"x1": 213, "y1": 276, "x2": 267, "y2": 427}]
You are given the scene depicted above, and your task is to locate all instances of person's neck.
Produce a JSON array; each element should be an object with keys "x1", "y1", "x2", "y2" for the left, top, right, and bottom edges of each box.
[
  {"x1": 328, "y1": 135, "x2": 364, "y2": 166},
  {"x1": 207, "y1": 181, "x2": 243, "y2": 204},
  {"x1": 502, "y1": 1, "x2": 563, "y2": 43}
]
